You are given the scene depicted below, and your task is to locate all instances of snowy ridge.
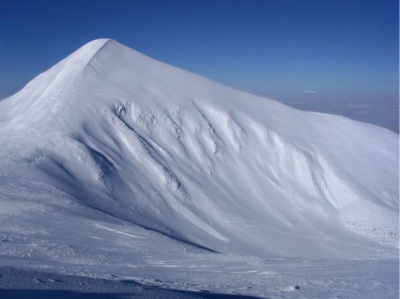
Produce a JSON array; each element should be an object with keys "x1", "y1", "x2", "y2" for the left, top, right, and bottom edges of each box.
[{"x1": 0, "y1": 39, "x2": 398, "y2": 262}]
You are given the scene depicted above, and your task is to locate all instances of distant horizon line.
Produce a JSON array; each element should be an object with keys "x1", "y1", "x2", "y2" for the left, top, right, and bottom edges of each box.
[{"x1": 1, "y1": 88, "x2": 399, "y2": 101}]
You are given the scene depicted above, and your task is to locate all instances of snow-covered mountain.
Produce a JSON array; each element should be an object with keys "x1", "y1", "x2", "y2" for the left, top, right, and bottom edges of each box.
[{"x1": 0, "y1": 39, "x2": 398, "y2": 263}]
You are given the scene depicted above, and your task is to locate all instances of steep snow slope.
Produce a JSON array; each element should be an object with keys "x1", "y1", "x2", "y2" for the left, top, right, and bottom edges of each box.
[{"x1": 0, "y1": 39, "x2": 398, "y2": 260}]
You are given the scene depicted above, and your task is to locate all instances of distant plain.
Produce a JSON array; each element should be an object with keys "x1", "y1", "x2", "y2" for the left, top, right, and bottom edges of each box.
[{"x1": 261, "y1": 91, "x2": 398, "y2": 133}]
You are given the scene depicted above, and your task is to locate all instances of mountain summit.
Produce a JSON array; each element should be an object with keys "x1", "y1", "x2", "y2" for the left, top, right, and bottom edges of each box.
[{"x1": 0, "y1": 39, "x2": 398, "y2": 259}]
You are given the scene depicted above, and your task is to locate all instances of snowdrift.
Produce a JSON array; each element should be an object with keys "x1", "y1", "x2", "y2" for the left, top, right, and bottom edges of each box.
[{"x1": 0, "y1": 39, "x2": 398, "y2": 259}]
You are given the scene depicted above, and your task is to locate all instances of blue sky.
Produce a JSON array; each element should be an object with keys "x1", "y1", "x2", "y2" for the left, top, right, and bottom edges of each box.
[{"x1": 0, "y1": 0, "x2": 398, "y2": 98}]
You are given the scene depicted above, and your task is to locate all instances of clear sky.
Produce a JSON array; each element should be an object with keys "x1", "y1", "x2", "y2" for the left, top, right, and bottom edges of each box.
[{"x1": 0, "y1": 0, "x2": 398, "y2": 98}]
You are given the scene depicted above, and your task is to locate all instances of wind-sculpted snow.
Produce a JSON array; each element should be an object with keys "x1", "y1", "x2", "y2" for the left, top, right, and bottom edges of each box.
[{"x1": 0, "y1": 39, "x2": 398, "y2": 263}]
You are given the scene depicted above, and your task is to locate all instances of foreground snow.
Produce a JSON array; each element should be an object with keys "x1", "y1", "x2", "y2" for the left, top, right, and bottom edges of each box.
[
  {"x1": 0, "y1": 259, "x2": 398, "y2": 299},
  {"x1": 0, "y1": 212, "x2": 398, "y2": 298},
  {"x1": 0, "y1": 39, "x2": 398, "y2": 298}
]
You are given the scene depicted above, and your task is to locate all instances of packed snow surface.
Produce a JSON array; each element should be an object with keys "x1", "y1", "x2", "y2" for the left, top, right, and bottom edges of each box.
[{"x1": 0, "y1": 39, "x2": 398, "y2": 298}]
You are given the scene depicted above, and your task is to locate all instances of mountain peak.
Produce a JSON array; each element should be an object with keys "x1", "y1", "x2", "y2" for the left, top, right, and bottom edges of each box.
[
  {"x1": 75, "y1": 38, "x2": 113, "y2": 62},
  {"x1": 86, "y1": 38, "x2": 113, "y2": 46},
  {"x1": 0, "y1": 39, "x2": 397, "y2": 259}
]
